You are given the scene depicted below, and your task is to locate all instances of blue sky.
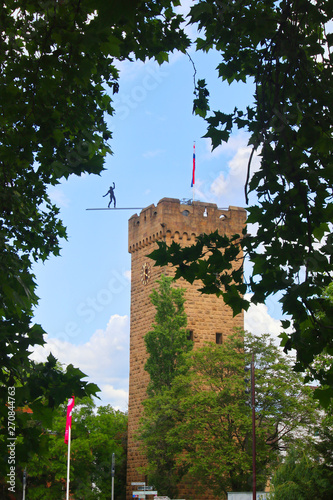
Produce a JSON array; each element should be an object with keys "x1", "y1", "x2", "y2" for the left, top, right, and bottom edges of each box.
[{"x1": 30, "y1": 42, "x2": 286, "y2": 411}]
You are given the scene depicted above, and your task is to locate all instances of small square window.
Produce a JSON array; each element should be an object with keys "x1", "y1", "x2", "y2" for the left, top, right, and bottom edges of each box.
[
  {"x1": 216, "y1": 333, "x2": 223, "y2": 345},
  {"x1": 187, "y1": 330, "x2": 194, "y2": 341}
]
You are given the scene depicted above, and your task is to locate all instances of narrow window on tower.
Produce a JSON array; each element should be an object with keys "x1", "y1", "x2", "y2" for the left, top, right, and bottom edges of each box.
[
  {"x1": 187, "y1": 330, "x2": 194, "y2": 342},
  {"x1": 216, "y1": 332, "x2": 223, "y2": 345}
]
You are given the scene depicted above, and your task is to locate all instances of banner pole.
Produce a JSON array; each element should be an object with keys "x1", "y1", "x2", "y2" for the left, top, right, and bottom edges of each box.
[{"x1": 66, "y1": 426, "x2": 71, "y2": 500}]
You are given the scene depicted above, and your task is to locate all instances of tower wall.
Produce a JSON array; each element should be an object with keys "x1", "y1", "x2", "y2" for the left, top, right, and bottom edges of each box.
[{"x1": 127, "y1": 198, "x2": 247, "y2": 499}]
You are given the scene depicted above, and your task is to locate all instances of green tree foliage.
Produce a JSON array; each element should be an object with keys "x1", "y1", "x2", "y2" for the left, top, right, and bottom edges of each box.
[
  {"x1": 304, "y1": 283, "x2": 333, "y2": 405},
  {"x1": 149, "y1": 0, "x2": 333, "y2": 401},
  {"x1": 1, "y1": 398, "x2": 128, "y2": 500},
  {"x1": 141, "y1": 330, "x2": 319, "y2": 498},
  {"x1": 0, "y1": 0, "x2": 188, "y2": 468},
  {"x1": 272, "y1": 398, "x2": 333, "y2": 499},
  {"x1": 144, "y1": 275, "x2": 193, "y2": 396},
  {"x1": 314, "y1": 403, "x2": 333, "y2": 471},
  {"x1": 140, "y1": 276, "x2": 193, "y2": 497},
  {"x1": 271, "y1": 447, "x2": 333, "y2": 500},
  {"x1": 0, "y1": 355, "x2": 100, "y2": 481}
]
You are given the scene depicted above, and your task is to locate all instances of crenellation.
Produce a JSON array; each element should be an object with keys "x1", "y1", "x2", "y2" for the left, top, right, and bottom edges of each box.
[{"x1": 128, "y1": 198, "x2": 246, "y2": 253}]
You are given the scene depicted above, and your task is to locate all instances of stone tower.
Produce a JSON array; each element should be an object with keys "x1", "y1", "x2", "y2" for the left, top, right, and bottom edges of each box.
[{"x1": 126, "y1": 198, "x2": 247, "y2": 499}]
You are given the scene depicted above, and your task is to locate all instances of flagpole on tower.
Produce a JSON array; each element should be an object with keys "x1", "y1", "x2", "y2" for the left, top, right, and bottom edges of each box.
[{"x1": 191, "y1": 142, "x2": 196, "y2": 203}]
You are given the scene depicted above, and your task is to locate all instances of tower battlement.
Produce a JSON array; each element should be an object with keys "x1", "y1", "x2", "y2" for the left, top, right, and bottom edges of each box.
[{"x1": 128, "y1": 197, "x2": 247, "y2": 252}]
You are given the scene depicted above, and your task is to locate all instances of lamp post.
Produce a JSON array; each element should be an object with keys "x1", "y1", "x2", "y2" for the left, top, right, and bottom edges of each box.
[
  {"x1": 245, "y1": 354, "x2": 256, "y2": 500},
  {"x1": 111, "y1": 453, "x2": 115, "y2": 500},
  {"x1": 22, "y1": 468, "x2": 26, "y2": 500}
]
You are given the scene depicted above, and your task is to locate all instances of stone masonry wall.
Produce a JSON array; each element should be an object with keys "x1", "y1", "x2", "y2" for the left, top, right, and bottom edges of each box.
[{"x1": 126, "y1": 198, "x2": 247, "y2": 500}]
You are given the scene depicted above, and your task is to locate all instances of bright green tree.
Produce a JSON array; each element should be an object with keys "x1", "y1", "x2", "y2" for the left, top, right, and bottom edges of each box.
[
  {"x1": 140, "y1": 275, "x2": 193, "y2": 497},
  {"x1": 271, "y1": 447, "x2": 333, "y2": 500},
  {"x1": 272, "y1": 395, "x2": 333, "y2": 500},
  {"x1": 303, "y1": 283, "x2": 333, "y2": 404},
  {"x1": 144, "y1": 275, "x2": 193, "y2": 396},
  {"x1": 313, "y1": 401, "x2": 333, "y2": 470},
  {"x1": 141, "y1": 330, "x2": 319, "y2": 499}
]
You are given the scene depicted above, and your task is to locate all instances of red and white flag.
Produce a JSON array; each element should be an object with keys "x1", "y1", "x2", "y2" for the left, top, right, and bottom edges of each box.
[{"x1": 64, "y1": 397, "x2": 75, "y2": 444}]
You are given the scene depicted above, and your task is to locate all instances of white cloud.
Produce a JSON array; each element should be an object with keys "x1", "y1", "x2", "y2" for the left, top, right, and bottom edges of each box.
[
  {"x1": 143, "y1": 149, "x2": 165, "y2": 159},
  {"x1": 30, "y1": 314, "x2": 130, "y2": 411},
  {"x1": 207, "y1": 132, "x2": 261, "y2": 206},
  {"x1": 48, "y1": 186, "x2": 70, "y2": 208},
  {"x1": 97, "y1": 385, "x2": 128, "y2": 412},
  {"x1": 203, "y1": 133, "x2": 249, "y2": 160},
  {"x1": 245, "y1": 302, "x2": 283, "y2": 341},
  {"x1": 210, "y1": 171, "x2": 228, "y2": 197},
  {"x1": 115, "y1": 58, "x2": 170, "y2": 84},
  {"x1": 191, "y1": 178, "x2": 206, "y2": 203},
  {"x1": 123, "y1": 270, "x2": 131, "y2": 282},
  {"x1": 111, "y1": 60, "x2": 171, "y2": 122},
  {"x1": 244, "y1": 295, "x2": 294, "y2": 353}
]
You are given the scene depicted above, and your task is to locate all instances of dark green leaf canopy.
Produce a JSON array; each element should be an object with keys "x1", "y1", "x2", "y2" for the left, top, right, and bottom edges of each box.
[
  {"x1": 149, "y1": 0, "x2": 333, "y2": 402},
  {"x1": 0, "y1": 0, "x2": 189, "y2": 470}
]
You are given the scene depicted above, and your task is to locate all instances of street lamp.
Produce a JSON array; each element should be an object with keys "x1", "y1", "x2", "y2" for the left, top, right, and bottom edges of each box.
[
  {"x1": 111, "y1": 453, "x2": 115, "y2": 500},
  {"x1": 251, "y1": 353, "x2": 256, "y2": 500},
  {"x1": 245, "y1": 353, "x2": 256, "y2": 500}
]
